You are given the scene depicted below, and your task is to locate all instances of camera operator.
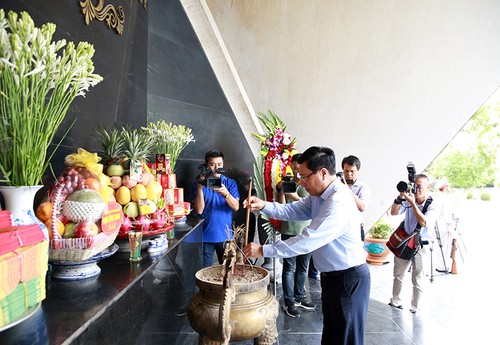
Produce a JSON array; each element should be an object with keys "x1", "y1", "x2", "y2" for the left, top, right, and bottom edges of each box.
[
  {"x1": 275, "y1": 153, "x2": 315, "y2": 318},
  {"x1": 341, "y1": 155, "x2": 370, "y2": 241},
  {"x1": 192, "y1": 149, "x2": 240, "y2": 267},
  {"x1": 388, "y1": 173, "x2": 439, "y2": 314}
]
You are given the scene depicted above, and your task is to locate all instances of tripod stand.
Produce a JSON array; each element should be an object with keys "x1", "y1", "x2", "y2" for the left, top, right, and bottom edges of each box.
[
  {"x1": 451, "y1": 214, "x2": 467, "y2": 264},
  {"x1": 429, "y1": 223, "x2": 449, "y2": 282}
]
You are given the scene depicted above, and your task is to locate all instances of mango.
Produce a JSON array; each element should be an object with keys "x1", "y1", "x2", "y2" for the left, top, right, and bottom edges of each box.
[
  {"x1": 146, "y1": 181, "x2": 163, "y2": 203},
  {"x1": 131, "y1": 184, "x2": 147, "y2": 202},
  {"x1": 116, "y1": 186, "x2": 131, "y2": 205}
]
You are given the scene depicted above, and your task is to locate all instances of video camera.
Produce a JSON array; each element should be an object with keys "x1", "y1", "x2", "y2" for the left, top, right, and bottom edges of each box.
[
  {"x1": 336, "y1": 171, "x2": 346, "y2": 184},
  {"x1": 281, "y1": 174, "x2": 297, "y2": 193},
  {"x1": 197, "y1": 164, "x2": 224, "y2": 189},
  {"x1": 396, "y1": 163, "x2": 417, "y2": 194}
]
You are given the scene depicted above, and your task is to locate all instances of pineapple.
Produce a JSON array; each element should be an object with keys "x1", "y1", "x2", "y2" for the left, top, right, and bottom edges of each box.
[
  {"x1": 94, "y1": 126, "x2": 125, "y2": 166},
  {"x1": 121, "y1": 127, "x2": 154, "y2": 180},
  {"x1": 121, "y1": 127, "x2": 154, "y2": 162}
]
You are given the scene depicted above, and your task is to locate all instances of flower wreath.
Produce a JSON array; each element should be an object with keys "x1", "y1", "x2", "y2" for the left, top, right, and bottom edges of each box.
[{"x1": 252, "y1": 110, "x2": 297, "y2": 230}]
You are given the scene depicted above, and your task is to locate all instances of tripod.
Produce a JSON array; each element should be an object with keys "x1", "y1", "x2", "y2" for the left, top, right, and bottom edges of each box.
[
  {"x1": 429, "y1": 223, "x2": 449, "y2": 282},
  {"x1": 451, "y1": 214, "x2": 467, "y2": 264}
]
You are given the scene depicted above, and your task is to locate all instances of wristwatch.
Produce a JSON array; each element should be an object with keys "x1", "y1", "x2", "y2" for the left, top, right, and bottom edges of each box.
[{"x1": 393, "y1": 197, "x2": 404, "y2": 205}]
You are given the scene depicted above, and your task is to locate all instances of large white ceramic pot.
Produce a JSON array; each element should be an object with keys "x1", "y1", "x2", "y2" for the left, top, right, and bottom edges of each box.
[{"x1": 0, "y1": 185, "x2": 47, "y2": 237}]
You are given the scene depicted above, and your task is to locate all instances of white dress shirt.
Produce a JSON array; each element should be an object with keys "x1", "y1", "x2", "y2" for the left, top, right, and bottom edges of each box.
[{"x1": 262, "y1": 178, "x2": 367, "y2": 272}]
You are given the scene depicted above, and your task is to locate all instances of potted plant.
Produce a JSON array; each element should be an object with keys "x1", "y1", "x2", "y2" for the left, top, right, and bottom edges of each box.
[
  {"x1": 364, "y1": 218, "x2": 393, "y2": 265},
  {"x1": 0, "y1": 10, "x2": 102, "y2": 225}
]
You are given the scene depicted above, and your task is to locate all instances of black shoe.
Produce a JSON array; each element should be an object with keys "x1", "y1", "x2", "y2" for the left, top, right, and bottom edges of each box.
[
  {"x1": 295, "y1": 298, "x2": 316, "y2": 310},
  {"x1": 284, "y1": 300, "x2": 300, "y2": 318},
  {"x1": 388, "y1": 302, "x2": 403, "y2": 310},
  {"x1": 436, "y1": 268, "x2": 449, "y2": 273},
  {"x1": 175, "y1": 305, "x2": 187, "y2": 317}
]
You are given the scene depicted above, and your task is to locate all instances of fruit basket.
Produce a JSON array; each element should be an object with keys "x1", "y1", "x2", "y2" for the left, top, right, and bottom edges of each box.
[{"x1": 41, "y1": 149, "x2": 122, "y2": 262}]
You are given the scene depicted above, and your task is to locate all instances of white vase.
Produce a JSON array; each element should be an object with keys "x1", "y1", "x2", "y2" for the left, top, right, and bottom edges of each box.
[{"x1": 0, "y1": 185, "x2": 48, "y2": 238}]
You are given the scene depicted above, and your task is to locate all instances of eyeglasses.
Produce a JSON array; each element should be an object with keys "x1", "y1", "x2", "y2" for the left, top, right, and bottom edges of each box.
[{"x1": 297, "y1": 171, "x2": 316, "y2": 182}]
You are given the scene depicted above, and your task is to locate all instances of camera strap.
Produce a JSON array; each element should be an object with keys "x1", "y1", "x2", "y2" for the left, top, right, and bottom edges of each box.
[{"x1": 415, "y1": 196, "x2": 433, "y2": 231}]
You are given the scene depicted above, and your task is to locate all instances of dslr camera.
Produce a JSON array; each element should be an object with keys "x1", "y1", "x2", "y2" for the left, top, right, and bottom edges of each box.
[
  {"x1": 197, "y1": 164, "x2": 224, "y2": 189},
  {"x1": 336, "y1": 171, "x2": 346, "y2": 184},
  {"x1": 396, "y1": 163, "x2": 417, "y2": 194},
  {"x1": 281, "y1": 174, "x2": 297, "y2": 193}
]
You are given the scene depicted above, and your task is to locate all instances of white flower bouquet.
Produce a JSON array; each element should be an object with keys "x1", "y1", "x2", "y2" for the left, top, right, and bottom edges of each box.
[
  {"x1": 0, "y1": 9, "x2": 102, "y2": 186},
  {"x1": 142, "y1": 120, "x2": 195, "y2": 172}
]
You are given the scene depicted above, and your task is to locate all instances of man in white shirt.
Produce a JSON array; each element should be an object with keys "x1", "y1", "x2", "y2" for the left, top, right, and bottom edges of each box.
[
  {"x1": 389, "y1": 174, "x2": 439, "y2": 313},
  {"x1": 244, "y1": 146, "x2": 370, "y2": 345},
  {"x1": 341, "y1": 155, "x2": 370, "y2": 240}
]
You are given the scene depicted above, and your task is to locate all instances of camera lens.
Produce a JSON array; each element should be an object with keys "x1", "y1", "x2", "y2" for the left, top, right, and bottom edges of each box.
[{"x1": 396, "y1": 181, "x2": 408, "y2": 193}]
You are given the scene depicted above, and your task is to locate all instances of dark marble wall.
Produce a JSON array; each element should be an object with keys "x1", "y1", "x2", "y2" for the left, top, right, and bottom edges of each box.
[
  {"x1": 1, "y1": 0, "x2": 256, "y2": 225},
  {"x1": 1, "y1": 0, "x2": 148, "y2": 183},
  {"x1": 146, "y1": 0, "x2": 255, "y2": 204}
]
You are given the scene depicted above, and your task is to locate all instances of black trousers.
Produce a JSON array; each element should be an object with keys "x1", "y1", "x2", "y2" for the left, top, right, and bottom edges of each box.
[{"x1": 320, "y1": 263, "x2": 371, "y2": 345}]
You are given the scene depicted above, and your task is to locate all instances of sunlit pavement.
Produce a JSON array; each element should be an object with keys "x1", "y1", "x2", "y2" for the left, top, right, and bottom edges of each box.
[{"x1": 368, "y1": 188, "x2": 499, "y2": 344}]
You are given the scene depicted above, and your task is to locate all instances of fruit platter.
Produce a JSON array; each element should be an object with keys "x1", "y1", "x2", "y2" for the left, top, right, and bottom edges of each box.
[
  {"x1": 106, "y1": 160, "x2": 179, "y2": 240},
  {"x1": 92, "y1": 126, "x2": 191, "y2": 249}
]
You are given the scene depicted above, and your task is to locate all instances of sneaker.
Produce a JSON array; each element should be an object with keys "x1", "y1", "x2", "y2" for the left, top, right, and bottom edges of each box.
[
  {"x1": 295, "y1": 298, "x2": 315, "y2": 310},
  {"x1": 284, "y1": 300, "x2": 300, "y2": 318},
  {"x1": 175, "y1": 304, "x2": 187, "y2": 317}
]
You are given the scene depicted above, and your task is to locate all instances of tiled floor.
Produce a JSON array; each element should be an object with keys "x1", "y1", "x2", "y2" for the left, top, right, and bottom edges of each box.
[{"x1": 136, "y1": 193, "x2": 498, "y2": 344}]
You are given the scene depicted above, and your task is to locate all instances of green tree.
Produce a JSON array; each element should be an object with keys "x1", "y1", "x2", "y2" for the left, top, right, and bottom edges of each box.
[{"x1": 426, "y1": 96, "x2": 500, "y2": 188}]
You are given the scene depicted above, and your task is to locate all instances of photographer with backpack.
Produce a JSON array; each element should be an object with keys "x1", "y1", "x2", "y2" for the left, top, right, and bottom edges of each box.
[{"x1": 388, "y1": 174, "x2": 440, "y2": 314}]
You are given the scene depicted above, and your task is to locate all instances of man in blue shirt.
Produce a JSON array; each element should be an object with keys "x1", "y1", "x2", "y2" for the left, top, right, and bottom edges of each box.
[
  {"x1": 193, "y1": 149, "x2": 240, "y2": 267},
  {"x1": 243, "y1": 146, "x2": 370, "y2": 345}
]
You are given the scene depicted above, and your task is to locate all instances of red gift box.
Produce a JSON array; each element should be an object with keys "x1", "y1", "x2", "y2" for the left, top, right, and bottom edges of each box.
[
  {"x1": 158, "y1": 173, "x2": 177, "y2": 189},
  {"x1": 0, "y1": 224, "x2": 46, "y2": 256},
  {"x1": 163, "y1": 188, "x2": 183, "y2": 205},
  {"x1": 174, "y1": 188, "x2": 184, "y2": 204},
  {"x1": 163, "y1": 189, "x2": 175, "y2": 206},
  {"x1": 155, "y1": 154, "x2": 171, "y2": 174},
  {"x1": 168, "y1": 204, "x2": 185, "y2": 216}
]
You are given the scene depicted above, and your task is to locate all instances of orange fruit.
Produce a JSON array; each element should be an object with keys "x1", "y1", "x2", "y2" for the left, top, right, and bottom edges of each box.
[
  {"x1": 36, "y1": 201, "x2": 53, "y2": 223},
  {"x1": 45, "y1": 218, "x2": 65, "y2": 240}
]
